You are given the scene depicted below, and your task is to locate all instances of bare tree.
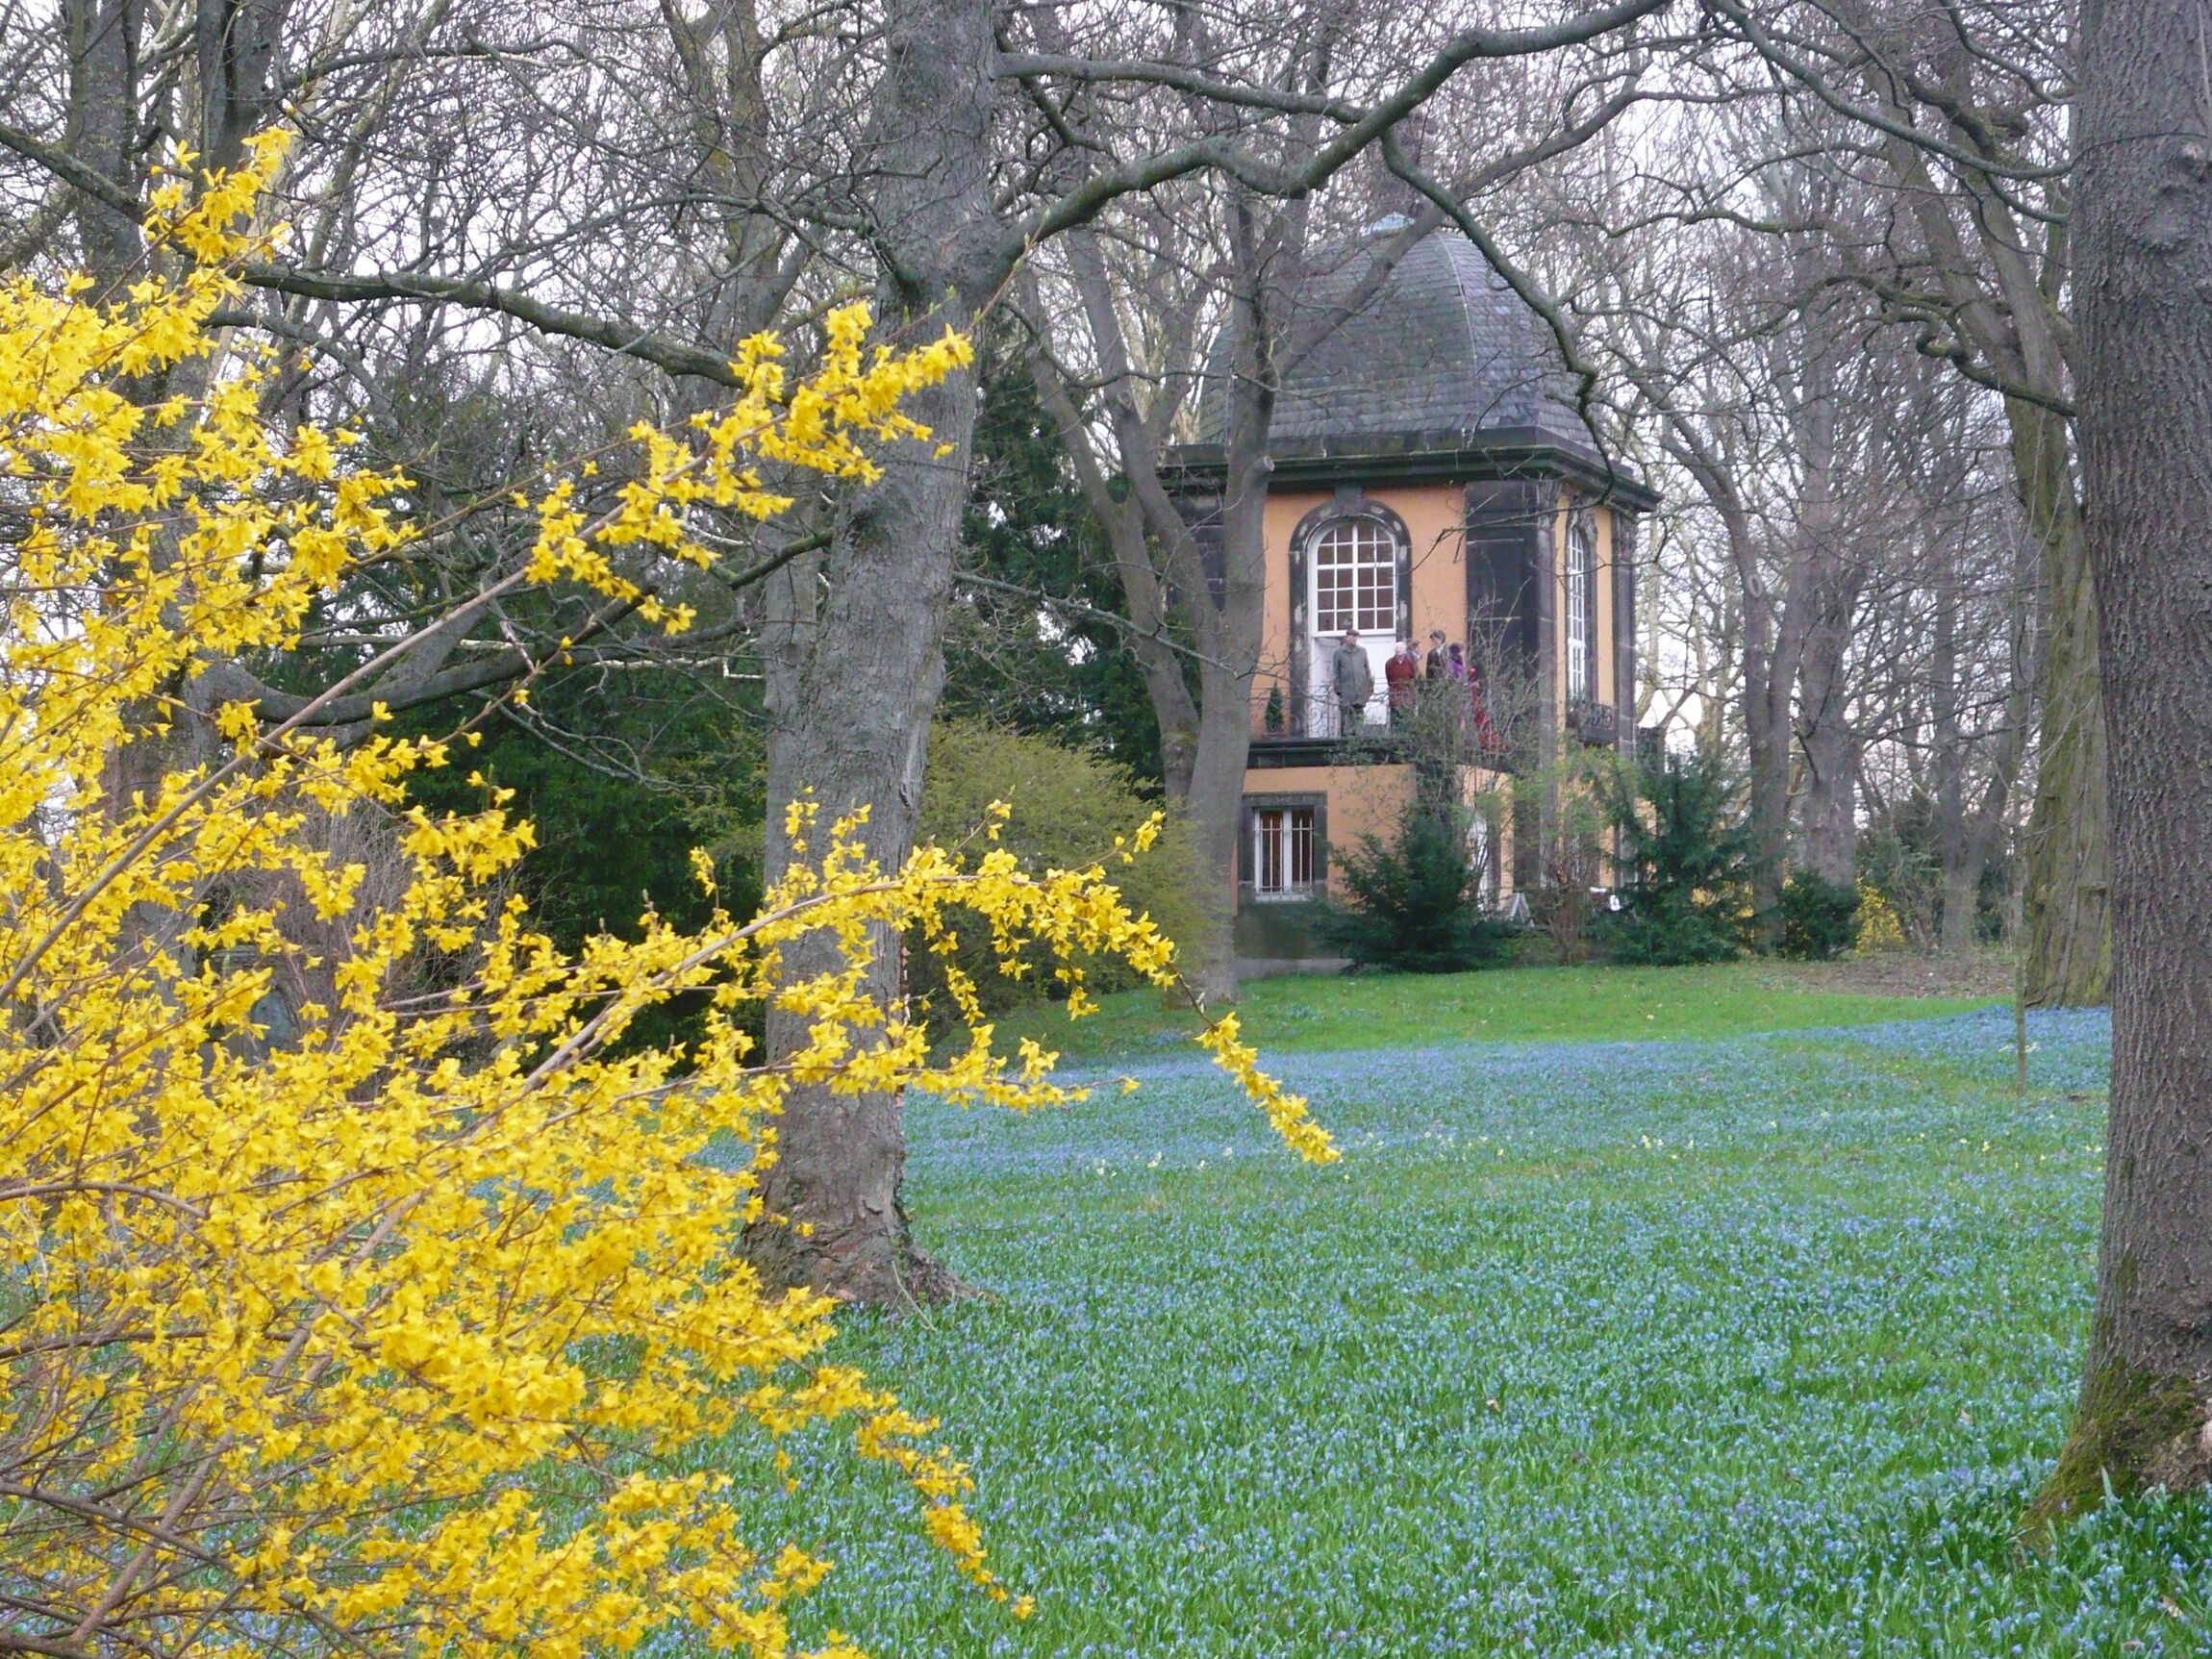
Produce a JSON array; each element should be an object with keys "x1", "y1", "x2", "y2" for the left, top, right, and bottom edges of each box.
[
  {"x1": 1, "y1": 0, "x2": 1674, "y2": 1301},
  {"x1": 1690, "y1": 0, "x2": 2101, "y2": 1002}
]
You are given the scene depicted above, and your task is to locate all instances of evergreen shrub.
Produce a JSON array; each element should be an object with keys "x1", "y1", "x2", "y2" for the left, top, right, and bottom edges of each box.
[
  {"x1": 1601, "y1": 749, "x2": 1754, "y2": 966},
  {"x1": 1780, "y1": 871, "x2": 1861, "y2": 959},
  {"x1": 1315, "y1": 801, "x2": 1517, "y2": 973}
]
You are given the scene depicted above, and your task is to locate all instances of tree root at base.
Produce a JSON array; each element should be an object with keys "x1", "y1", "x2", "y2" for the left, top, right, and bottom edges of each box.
[
  {"x1": 2021, "y1": 1358, "x2": 2210, "y2": 1546},
  {"x1": 741, "y1": 1219, "x2": 973, "y2": 1315}
]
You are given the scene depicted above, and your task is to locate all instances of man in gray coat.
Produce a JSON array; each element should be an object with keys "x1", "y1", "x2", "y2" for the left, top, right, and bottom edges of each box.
[{"x1": 1330, "y1": 629, "x2": 1373, "y2": 736}]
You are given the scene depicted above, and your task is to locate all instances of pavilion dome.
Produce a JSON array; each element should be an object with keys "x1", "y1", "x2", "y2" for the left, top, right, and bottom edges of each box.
[{"x1": 1195, "y1": 226, "x2": 1588, "y2": 454}]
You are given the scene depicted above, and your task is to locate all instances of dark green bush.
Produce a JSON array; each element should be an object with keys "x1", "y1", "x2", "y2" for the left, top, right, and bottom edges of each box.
[
  {"x1": 1316, "y1": 803, "x2": 1517, "y2": 973},
  {"x1": 1780, "y1": 871, "x2": 1861, "y2": 959},
  {"x1": 1601, "y1": 749, "x2": 1753, "y2": 967}
]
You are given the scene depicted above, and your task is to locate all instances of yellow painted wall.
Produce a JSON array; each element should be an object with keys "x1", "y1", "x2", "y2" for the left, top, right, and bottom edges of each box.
[
  {"x1": 1235, "y1": 762, "x2": 1413, "y2": 908},
  {"x1": 1397, "y1": 483, "x2": 1470, "y2": 647},
  {"x1": 1257, "y1": 490, "x2": 1328, "y2": 706}
]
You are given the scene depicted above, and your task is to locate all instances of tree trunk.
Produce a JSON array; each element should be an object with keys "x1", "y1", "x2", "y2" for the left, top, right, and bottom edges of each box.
[
  {"x1": 1797, "y1": 714, "x2": 1857, "y2": 886},
  {"x1": 2024, "y1": 0, "x2": 2212, "y2": 1531},
  {"x1": 1740, "y1": 579, "x2": 1789, "y2": 945},
  {"x1": 1183, "y1": 654, "x2": 1252, "y2": 1003},
  {"x1": 1175, "y1": 205, "x2": 1283, "y2": 1006},
  {"x1": 748, "y1": 364, "x2": 979, "y2": 1309},
  {"x1": 63, "y1": 0, "x2": 142, "y2": 289},
  {"x1": 1784, "y1": 312, "x2": 1856, "y2": 891},
  {"x1": 1181, "y1": 427, "x2": 1268, "y2": 1007},
  {"x1": 744, "y1": 0, "x2": 995, "y2": 1308},
  {"x1": 2015, "y1": 399, "x2": 2113, "y2": 1006},
  {"x1": 1022, "y1": 338, "x2": 1203, "y2": 804},
  {"x1": 1932, "y1": 578, "x2": 1975, "y2": 953},
  {"x1": 1795, "y1": 585, "x2": 1860, "y2": 889}
]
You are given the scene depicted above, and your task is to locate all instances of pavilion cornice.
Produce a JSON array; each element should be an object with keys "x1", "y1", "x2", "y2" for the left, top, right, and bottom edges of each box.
[{"x1": 1165, "y1": 427, "x2": 1661, "y2": 513}]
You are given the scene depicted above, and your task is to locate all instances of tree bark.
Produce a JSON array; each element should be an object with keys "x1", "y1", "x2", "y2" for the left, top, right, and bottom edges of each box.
[
  {"x1": 2024, "y1": 0, "x2": 2212, "y2": 1532},
  {"x1": 2014, "y1": 400, "x2": 2113, "y2": 1005},
  {"x1": 744, "y1": 0, "x2": 995, "y2": 1308},
  {"x1": 1183, "y1": 245, "x2": 1275, "y2": 1004},
  {"x1": 63, "y1": 0, "x2": 142, "y2": 289},
  {"x1": 1795, "y1": 584, "x2": 1861, "y2": 887},
  {"x1": 1796, "y1": 694, "x2": 1858, "y2": 884},
  {"x1": 1789, "y1": 344, "x2": 1861, "y2": 891}
]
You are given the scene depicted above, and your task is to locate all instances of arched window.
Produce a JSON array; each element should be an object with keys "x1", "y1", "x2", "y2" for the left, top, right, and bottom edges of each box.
[
  {"x1": 1290, "y1": 503, "x2": 1409, "y2": 739},
  {"x1": 1310, "y1": 516, "x2": 1398, "y2": 637}
]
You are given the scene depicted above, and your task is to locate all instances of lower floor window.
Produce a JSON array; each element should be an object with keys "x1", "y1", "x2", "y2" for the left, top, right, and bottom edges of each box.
[{"x1": 1254, "y1": 806, "x2": 1317, "y2": 898}]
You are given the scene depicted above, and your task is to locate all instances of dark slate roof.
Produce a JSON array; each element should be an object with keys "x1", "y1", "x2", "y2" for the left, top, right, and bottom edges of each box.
[{"x1": 1195, "y1": 226, "x2": 1589, "y2": 453}]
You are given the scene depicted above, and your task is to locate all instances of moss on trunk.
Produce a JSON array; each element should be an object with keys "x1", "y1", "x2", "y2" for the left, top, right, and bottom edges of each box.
[{"x1": 2022, "y1": 1358, "x2": 2207, "y2": 1544}]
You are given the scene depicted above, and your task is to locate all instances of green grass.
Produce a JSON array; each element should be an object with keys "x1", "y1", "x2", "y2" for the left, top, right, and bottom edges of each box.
[
  {"x1": 677, "y1": 992, "x2": 2208, "y2": 1657},
  {"x1": 988, "y1": 960, "x2": 1998, "y2": 1062}
]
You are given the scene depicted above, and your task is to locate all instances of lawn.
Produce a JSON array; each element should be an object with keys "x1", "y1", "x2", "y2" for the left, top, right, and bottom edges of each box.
[
  {"x1": 986, "y1": 958, "x2": 2003, "y2": 1062},
  {"x1": 704, "y1": 975, "x2": 2210, "y2": 1658}
]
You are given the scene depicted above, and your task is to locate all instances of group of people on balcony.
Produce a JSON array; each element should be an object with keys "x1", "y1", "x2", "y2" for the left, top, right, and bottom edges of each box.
[{"x1": 1328, "y1": 628, "x2": 1492, "y2": 744}]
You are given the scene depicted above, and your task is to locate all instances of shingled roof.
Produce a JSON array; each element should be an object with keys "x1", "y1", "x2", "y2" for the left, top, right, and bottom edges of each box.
[{"x1": 1192, "y1": 226, "x2": 1594, "y2": 462}]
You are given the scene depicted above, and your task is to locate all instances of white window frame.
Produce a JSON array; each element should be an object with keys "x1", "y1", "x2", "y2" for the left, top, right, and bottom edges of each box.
[
  {"x1": 1251, "y1": 805, "x2": 1318, "y2": 900},
  {"x1": 1564, "y1": 511, "x2": 1596, "y2": 707},
  {"x1": 1310, "y1": 516, "x2": 1398, "y2": 637},
  {"x1": 1309, "y1": 515, "x2": 1401, "y2": 736}
]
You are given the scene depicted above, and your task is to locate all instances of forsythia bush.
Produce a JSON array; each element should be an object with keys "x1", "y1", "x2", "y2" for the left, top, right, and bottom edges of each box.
[
  {"x1": 0, "y1": 138, "x2": 1335, "y2": 1659},
  {"x1": 1854, "y1": 879, "x2": 1909, "y2": 952}
]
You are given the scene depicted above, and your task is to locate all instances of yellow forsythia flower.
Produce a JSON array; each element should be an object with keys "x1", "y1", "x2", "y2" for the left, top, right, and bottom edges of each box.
[{"x1": 0, "y1": 134, "x2": 1325, "y2": 1659}]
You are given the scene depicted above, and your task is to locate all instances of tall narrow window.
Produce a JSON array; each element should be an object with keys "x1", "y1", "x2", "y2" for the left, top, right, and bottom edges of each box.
[
  {"x1": 1311, "y1": 517, "x2": 1397, "y2": 636},
  {"x1": 1564, "y1": 512, "x2": 1596, "y2": 705},
  {"x1": 1252, "y1": 806, "x2": 1317, "y2": 898}
]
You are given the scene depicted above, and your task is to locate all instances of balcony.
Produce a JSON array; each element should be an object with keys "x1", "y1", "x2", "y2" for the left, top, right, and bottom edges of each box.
[
  {"x1": 1247, "y1": 728, "x2": 1410, "y2": 769},
  {"x1": 1566, "y1": 700, "x2": 1619, "y2": 747}
]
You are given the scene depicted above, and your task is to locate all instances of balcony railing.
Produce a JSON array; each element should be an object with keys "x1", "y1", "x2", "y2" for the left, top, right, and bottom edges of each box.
[{"x1": 1566, "y1": 700, "x2": 1619, "y2": 747}]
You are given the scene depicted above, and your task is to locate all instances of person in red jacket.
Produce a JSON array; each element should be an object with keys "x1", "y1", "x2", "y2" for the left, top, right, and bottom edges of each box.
[{"x1": 1384, "y1": 637, "x2": 1420, "y2": 724}]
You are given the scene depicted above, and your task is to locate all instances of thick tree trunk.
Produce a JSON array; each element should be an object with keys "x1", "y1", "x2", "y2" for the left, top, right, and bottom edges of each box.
[
  {"x1": 1797, "y1": 716, "x2": 1857, "y2": 886},
  {"x1": 1184, "y1": 658, "x2": 1252, "y2": 1003},
  {"x1": 2015, "y1": 400, "x2": 2112, "y2": 1006},
  {"x1": 63, "y1": 0, "x2": 142, "y2": 288},
  {"x1": 744, "y1": 0, "x2": 994, "y2": 1308},
  {"x1": 748, "y1": 365, "x2": 979, "y2": 1309},
  {"x1": 1181, "y1": 444, "x2": 1267, "y2": 1007},
  {"x1": 1796, "y1": 598, "x2": 1859, "y2": 889},
  {"x1": 2024, "y1": 0, "x2": 2212, "y2": 1531},
  {"x1": 1742, "y1": 608, "x2": 1790, "y2": 946},
  {"x1": 1177, "y1": 216, "x2": 1280, "y2": 1006},
  {"x1": 1785, "y1": 328, "x2": 1856, "y2": 891}
]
